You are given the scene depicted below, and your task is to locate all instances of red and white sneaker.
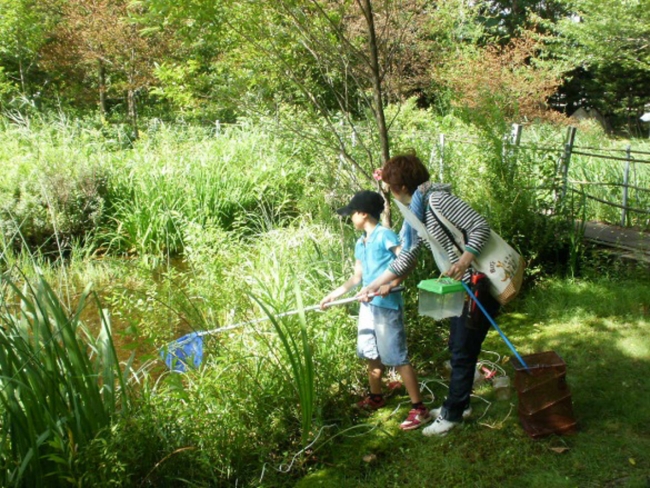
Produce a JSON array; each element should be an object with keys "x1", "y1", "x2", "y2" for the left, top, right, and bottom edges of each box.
[
  {"x1": 399, "y1": 407, "x2": 432, "y2": 430},
  {"x1": 354, "y1": 395, "x2": 386, "y2": 411}
]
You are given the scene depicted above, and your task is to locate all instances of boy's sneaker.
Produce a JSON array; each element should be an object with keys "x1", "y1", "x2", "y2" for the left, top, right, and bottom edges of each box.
[
  {"x1": 399, "y1": 407, "x2": 432, "y2": 430},
  {"x1": 430, "y1": 405, "x2": 472, "y2": 420},
  {"x1": 386, "y1": 380, "x2": 404, "y2": 397},
  {"x1": 422, "y1": 415, "x2": 460, "y2": 437},
  {"x1": 354, "y1": 395, "x2": 386, "y2": 411}
]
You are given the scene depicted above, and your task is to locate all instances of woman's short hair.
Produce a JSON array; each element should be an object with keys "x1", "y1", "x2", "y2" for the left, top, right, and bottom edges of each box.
[{"x1": 382, "y1": 154, "x2": 430, "y2": 195}]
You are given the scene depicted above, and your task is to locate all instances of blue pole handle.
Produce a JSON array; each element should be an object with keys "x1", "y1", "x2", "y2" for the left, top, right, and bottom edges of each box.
[{"x1": 461, "y1": 281, "x2": 530, "y2": 372}]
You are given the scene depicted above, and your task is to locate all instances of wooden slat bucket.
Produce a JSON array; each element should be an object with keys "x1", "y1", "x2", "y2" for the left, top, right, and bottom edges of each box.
[{"x1": 511, "y1": 351, "x2": 578, "y2": 439}]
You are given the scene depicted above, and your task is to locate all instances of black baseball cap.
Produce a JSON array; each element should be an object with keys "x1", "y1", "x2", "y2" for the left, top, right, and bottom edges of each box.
[{"x1": 337, "y1": 190, "x2": 384, "y2": 221}]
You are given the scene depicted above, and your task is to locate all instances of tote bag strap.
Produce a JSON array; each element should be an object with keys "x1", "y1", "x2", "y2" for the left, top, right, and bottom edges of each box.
[
  {"x1": 393, "y1": 198, "x2": 452, "y2": 273},
  {"x1": 429, "y1": 206, "x2": 464, "y2": 255}
]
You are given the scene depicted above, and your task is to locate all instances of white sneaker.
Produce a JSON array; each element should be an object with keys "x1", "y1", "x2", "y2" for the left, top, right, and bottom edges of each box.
[
  {"x1": 430, "y1": 405, "x2": 472, "y2": 420},
  {"x1": 422, "y1": 415, "x2": 460, "y2": 437}
]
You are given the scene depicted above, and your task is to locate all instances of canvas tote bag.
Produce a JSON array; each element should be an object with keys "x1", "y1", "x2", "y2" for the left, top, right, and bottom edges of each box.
[{"x1": 428, "y1": 206, "x2": 525, "y2": 305}]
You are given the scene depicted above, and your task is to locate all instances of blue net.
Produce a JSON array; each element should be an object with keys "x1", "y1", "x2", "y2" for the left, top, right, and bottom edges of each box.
[{"x1": 160, "y1": 332, "x2": 204, "y2": 372}]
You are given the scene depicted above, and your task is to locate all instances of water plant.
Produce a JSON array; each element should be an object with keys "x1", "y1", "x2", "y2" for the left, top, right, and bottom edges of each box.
[{"x1": 0, "y1": 272, "x2": 132, "y2": 486}]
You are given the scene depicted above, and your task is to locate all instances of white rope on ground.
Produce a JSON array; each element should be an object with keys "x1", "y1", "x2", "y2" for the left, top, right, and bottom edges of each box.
[
  {"x1": 341, "y1": 421, "x2": 386, "y2": 438},
  {"x1": 259, "y1": 418, "x2": 397, "y2": 483},
  {"x1": 469, "y1": 393, "x2": 492, "y2": 421},
  {"x1": 481, "y1": 349, "x2": 502, "y2": 363},
  {"x1": 478, "y1": 402, "x2": 515, "y2": 430},
  {"x1": 259, "y1": 423, "x2": 337, "y2": 482},
  {"x1": 258, "y1": 367, "x2": 505, "y2": 483},
  {"x1": 419, "y1": 379, "x2": 438, "y2": 406}
]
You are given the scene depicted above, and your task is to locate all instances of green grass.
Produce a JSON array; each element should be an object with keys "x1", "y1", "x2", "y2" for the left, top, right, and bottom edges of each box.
[
  {"x1": 288, "y1": 274, "x2": 650, "y2": 488},
  {"x1": 2, "y1": 113, "x2": 649, "y2": 486}
]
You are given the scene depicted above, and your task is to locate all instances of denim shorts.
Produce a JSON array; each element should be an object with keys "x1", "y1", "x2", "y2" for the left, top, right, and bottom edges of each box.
[{"x1": 357, "y1": 303, "x2": 409, "y2": 367}]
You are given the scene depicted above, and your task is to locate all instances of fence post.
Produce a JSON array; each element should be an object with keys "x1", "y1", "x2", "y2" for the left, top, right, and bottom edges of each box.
[
  {"x1": 559, "y1": 126, "x2": 577, "y2": 201},
  {"x1": 511, "y1": 123, "x2": 523, "y2": 146},
  {"x1": 621, "y1": 145, "x2": 631, "y2": 227},
  {"x1": 508, "y1": 123, "x2": 523, "y2": 168},
  {"x1": 438, "y1": 133, "x2": 445, "y2": 182},
  {"x1": 428, "y1": 142, "x2": 436, "y2": 181}
]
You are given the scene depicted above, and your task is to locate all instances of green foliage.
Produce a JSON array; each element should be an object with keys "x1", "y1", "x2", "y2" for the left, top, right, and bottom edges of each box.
[
  {"x1": 0, "y1": 66, "x2": 18, "y2": 102},
  {"x1": 555, "y1": 0, "x2": 650, "y2": 73},
  {"x1": 0, "y1": 0, "x2": 54, "y2": 98},
  {"x1": 552, "y1": 0, "x2": 650, "y2": 132},
  {"x1": 71, "y1": 219, "x2": 362, "y2": 486},
  {"x1": 254, "y1": 291, "x2": 316, "y2": 448},
  {"x1": 0, "y1": 272, "x2": 132, "y2": 486},
  {"x1": 1, "y1": 112, "x2": 648, "y2": 486},
  {"x1": 100, "y1": 123, "x2": 314, "y2": 257},
  {"x1": 0, "y1": 117, "x2": 111, "y2": 256}
]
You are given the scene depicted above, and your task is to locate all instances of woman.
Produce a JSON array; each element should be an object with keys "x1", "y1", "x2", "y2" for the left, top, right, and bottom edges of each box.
[{"x1": 361, "y1": 153, "x2": 491, "y2": 436}]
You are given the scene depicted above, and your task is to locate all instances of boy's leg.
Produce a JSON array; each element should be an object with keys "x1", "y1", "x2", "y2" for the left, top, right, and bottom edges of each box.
[
  {"x1": 396, "y1": 364, "x2": 422, "y2": 404},
  {"x1": 371, "y1": 305, "x2": 432, "y2": 430},
  {"x1": 367, "y1": 359, "x2": 385, "y2": 395},
  {"x1": 396, "y1": 363, "x2": 432, "y2": 430},
  {"x1": 354, "y1": 304, "x2": 386, "y2": 411}
]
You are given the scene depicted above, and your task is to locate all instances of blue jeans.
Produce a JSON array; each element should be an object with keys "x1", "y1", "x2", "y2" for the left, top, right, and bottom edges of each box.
[
  {"x1": 441, "y1": 309, "x2": 489, "y2": 422},
  {"x1": 357, "y1": 303, "x2": 408, "y2": 367}
]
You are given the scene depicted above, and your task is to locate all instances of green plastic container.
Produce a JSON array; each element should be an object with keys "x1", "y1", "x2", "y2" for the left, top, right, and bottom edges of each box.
[{"x1": 417, "y1": 278, "x2": 465, "y2": 320}]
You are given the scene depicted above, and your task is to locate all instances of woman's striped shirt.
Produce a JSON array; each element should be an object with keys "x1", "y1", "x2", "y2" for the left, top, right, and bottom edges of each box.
[{"x1": 389, "y1": 182, "x2": 491, "y2": 283}]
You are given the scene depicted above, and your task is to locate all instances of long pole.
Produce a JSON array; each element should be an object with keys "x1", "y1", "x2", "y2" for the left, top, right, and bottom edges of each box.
[
  {"x1": 196, "y1": 286, "x2": 405, "y2": 338},
  {"x1": 461, "y1": 282, "x2": 530, "y2": 372}
]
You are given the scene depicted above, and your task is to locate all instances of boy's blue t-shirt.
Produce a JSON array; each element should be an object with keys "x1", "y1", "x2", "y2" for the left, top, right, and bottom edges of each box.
[{"x1": 355, "y1": 225, "x2": 403, "y2": 310}]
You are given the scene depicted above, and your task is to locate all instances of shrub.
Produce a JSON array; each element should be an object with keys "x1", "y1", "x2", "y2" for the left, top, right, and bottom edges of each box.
[{"x1": 0, "y1": 165, "x2": 108, "y2": 256}]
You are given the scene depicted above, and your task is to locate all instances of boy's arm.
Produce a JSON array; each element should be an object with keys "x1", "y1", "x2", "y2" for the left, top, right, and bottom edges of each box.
[{"x1": 320, "y1": 260, "x2": 363, "y2": 310}]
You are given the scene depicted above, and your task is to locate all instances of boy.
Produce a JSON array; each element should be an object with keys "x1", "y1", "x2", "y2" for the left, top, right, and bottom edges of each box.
[{"x1": 320, "y1": 190, "x2": 431, "y2": 430}]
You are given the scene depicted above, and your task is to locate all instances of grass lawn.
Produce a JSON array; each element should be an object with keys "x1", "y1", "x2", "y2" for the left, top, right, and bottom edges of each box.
[{"x1": 292, "y1": 273, "x2": 650, "y2": 488}]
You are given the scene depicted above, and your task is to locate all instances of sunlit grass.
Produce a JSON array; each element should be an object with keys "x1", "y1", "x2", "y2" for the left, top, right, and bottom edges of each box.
[
  {"x1": 1, "y1": 113, "x2": 649, "y2": 486},
  {"x1": 292, "y1": 272, "x2": 650, "y2": 488},
  {"x1": 0, "y1": 272, "x2": 133, "y2": 486}
]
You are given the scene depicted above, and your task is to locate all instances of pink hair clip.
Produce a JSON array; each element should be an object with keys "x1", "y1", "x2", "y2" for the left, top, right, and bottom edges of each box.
[{"x1": 373, "y1": 168, "x2": 383, "y2": 181}]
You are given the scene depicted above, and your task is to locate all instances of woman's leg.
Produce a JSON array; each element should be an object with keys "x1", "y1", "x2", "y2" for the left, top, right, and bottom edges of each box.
[{"x1": 442, "y1": 311, "x2": 489, "y2": 422}]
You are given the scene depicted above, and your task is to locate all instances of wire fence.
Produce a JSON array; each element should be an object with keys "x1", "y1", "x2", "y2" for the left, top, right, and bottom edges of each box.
[
  {"x1": 216, "y1": 118, "x2": 650, "y2": 228},
  {"x1": 438, "y1": 124, "x2": 650, "y2": 228}
]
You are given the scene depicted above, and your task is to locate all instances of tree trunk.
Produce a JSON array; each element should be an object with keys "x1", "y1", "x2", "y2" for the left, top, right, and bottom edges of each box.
[
  {"x1": 19, "y1": 59, "x2": 27, "y2": 96},
  {"x1": 360, "y1": 0, "x2": 392, "y2": 227},
  {"x1": 127, "y1": 87, "x2": 139, "y2": 140},
  {"x1": 98, "y1": 60, "x2": 107, "y2": 120},
  {"x1": 127, "y1": 47, "x2": 139, "y2": 140}
]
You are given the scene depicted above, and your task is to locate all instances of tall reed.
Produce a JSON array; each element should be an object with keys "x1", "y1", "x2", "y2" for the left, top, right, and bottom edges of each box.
[
  {"x1": 251, "y1": 287, "x2": 315, "y2": 448},
  {"x1": 0, "y1": 272, "x2": 132, "y2": 486}
]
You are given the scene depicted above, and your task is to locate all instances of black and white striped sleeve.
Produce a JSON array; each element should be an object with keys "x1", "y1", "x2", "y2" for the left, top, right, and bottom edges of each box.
[{"x1": 432, "y1": 192, "x2": 490, "y2": 256}]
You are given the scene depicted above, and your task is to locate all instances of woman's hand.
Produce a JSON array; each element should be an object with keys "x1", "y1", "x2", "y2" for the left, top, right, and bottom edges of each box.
[
  {"x1": 444, "y1": 251, "x2": 475, "y2": 281},
  {"x1": 377, "y1": 284, "x2": 393, "y2": 297}
]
